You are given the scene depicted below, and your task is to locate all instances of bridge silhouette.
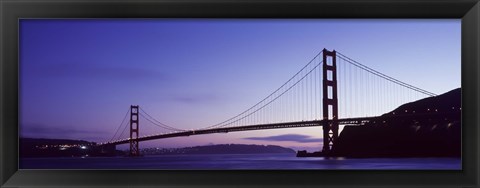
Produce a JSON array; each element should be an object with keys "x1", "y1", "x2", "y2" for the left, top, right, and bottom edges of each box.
[{"x1": 98, "y1": 48, "x2": 447, "y2": 157}]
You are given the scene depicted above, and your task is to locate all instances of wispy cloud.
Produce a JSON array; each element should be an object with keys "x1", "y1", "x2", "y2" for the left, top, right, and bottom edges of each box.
[
  {"x1": 243, "y1": 134, "x2": 323, "y2": 143},
  {"x1": 34, "y1": 63, "x2": 167, "y2": 81},
  {"x1": 20, "y1": 123, "x2": 107, "y2": 140},
  {"x1": 170, "y1": 94, "x2": 223, "y2": 104}
]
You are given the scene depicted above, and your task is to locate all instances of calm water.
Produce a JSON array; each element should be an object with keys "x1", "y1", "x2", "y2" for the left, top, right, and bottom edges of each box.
[{"x1": 20, "y1": 153, "x2": 461, "y2": 170}]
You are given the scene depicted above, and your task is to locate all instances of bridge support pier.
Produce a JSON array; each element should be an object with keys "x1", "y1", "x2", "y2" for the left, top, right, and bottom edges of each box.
[
  {"x1": 129, "y1": 105, "x2": 140, "y2": 157},
  {"x1": 322, "y1": 49, "x2": 339, "y2": 154}
]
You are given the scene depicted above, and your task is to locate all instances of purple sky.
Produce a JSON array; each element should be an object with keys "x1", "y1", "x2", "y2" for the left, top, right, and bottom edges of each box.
[{"x1": 19, "y1": 19, "x2": 460, "y2": 151}]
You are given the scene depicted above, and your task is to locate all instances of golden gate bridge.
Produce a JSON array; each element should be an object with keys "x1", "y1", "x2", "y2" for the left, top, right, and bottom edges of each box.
[{"x1": 96, "y1": 48, "x2": 458, "y2": 157}]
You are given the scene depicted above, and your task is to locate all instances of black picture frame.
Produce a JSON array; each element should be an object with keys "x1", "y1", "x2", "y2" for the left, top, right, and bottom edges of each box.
[{"x1": 1, "y1": 0, "x2": 479, "y2": 187}]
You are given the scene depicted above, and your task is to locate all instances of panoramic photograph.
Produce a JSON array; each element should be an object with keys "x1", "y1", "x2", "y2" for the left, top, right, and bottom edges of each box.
[{"x1": 19, "y1": 19, "x2": 461, "y2": 170}]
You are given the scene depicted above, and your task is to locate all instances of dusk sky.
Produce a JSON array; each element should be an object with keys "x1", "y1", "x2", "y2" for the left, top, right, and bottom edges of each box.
[{"x1": 20, "y1": 19, "x2": 460, "y2": 151}]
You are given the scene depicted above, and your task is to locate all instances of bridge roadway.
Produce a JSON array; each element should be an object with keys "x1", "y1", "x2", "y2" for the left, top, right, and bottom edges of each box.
[
  {"x1": 102, "y1": 111, "x2": 459, "y2": 146},
  {"x1": 103, "y1": 117, "x2": 374, "y2": 145}
]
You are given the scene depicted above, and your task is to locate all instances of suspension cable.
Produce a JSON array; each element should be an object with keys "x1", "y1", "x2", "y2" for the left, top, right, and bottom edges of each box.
[
  {"x1": 139, "y1": 113, "x2": 184, "y2": 132},
  {"x1": 109, "y1": 108, "x2": 130, "y2": 142},
  {"x1": 214, "y1": 60, "x2": 324, "y2": 129},
  {"x1": 139, "y1": 107, "x2": 185, "y2": 131},
  {"x1": 337, "y1": 52, "x2": 436, "y2": 96},
  {"x1": 201, "y1": 50, "x2": 325, "y2": 130}
]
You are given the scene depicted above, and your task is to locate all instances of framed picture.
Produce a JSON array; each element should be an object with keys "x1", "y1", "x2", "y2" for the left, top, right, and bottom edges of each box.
[{"x1": 1, "y1": 0, "x2": 479, "y2": 187}]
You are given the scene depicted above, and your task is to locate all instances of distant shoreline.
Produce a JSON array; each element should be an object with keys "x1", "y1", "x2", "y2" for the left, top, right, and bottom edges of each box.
[
  {"x1": 137, "y1": 144, "x2": 296, "y2": 156},
  {"x1": 20, "y1": 138, "x2": 296, "y2": 158}
]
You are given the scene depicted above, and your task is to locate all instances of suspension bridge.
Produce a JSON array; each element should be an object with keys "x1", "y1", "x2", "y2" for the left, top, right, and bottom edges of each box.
[{"x1": 96, "y1": 48, "x2": 458, "y2": 157}]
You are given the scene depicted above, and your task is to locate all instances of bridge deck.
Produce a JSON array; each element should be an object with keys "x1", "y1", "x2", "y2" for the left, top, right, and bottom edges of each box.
[{"x1": 102, "y1": 112, "x2": 458, "y2": 146}]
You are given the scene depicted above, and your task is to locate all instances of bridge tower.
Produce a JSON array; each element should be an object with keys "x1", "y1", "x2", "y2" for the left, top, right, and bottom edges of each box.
[
  {"x1": 322, "y1": 49, "x2": 338, "y2": 154},
  {"x1": 129, "y1": 105, "x2": 140, "y2": 156}
]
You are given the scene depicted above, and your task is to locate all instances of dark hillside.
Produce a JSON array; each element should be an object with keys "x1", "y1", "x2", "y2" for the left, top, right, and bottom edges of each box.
[
  {"x1": 384, "y1": 88, "x2": 461, "y2": 117},
  {"x1": 332, "y1": 88, "x2": 461, "y2": 158}
]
